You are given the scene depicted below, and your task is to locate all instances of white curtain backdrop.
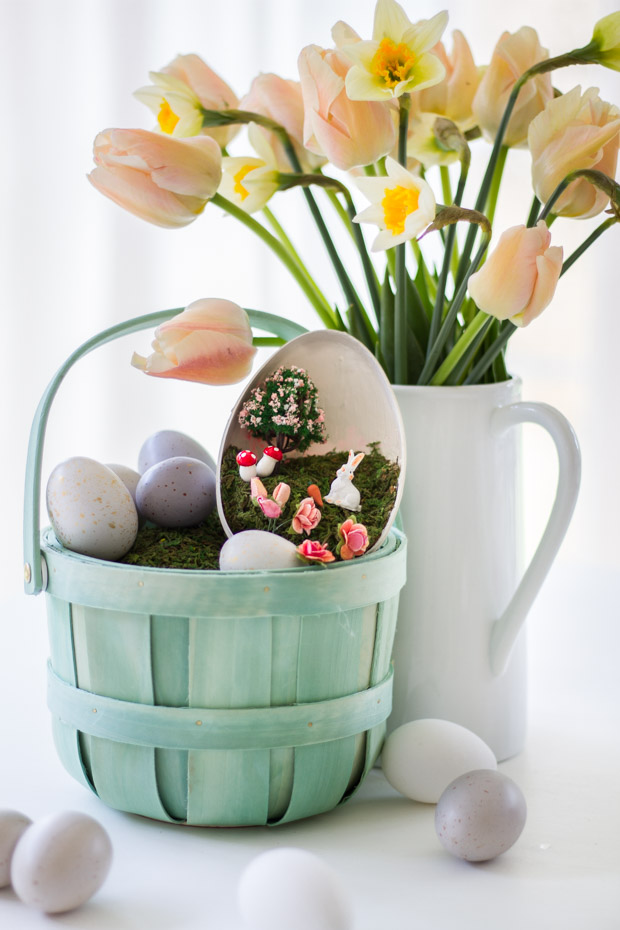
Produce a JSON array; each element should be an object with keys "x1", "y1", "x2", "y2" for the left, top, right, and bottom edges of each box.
[{"x1": 2, "y1": 0, "x2": 618, "y2": 601}]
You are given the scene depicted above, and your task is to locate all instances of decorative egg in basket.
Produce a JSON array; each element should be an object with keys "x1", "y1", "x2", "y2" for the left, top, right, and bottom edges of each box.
[{"x1": 216, "y1": 330, "x2": 406, "y2": 555}]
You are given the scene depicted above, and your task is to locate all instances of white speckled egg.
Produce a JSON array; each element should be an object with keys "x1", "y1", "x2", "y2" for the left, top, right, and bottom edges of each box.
[
  {"x1": 237, "y1": 847, "x2": 353, "y2": 930},
  {"x1": 382, "y1": 719, "x2": 497, "y2": 803},
  {"x1": 0, "y1": 810, "x2": 32, "y2": 888},
  {"x1": 46, "y1": 457, "x2": 139, "y2": 560},
  {"x1": 435, "y1": 769, "x2": 527, "y2": 861},
  {"x1": 136, "y1": 456, "x2": 216, "y2": 527},
  {"x1": 138, "y1": 430, "x2": 215, "y2": 474},
  {"x1": 11, "y1": 811, "x2": 112, "y2": 913},
  {"x1": 220, "y1": 530, "x2": 299, "y2": 571}
]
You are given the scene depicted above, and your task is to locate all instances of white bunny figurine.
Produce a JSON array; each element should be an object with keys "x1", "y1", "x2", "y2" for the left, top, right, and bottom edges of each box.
[{"x1": 324, "y1": 451, "x2": 365, "y2": 511}]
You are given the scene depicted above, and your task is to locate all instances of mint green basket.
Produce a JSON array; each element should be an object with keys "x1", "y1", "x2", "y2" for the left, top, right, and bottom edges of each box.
[{"x1": 23, "y1": 310, "x2": 406, "y2": 826}]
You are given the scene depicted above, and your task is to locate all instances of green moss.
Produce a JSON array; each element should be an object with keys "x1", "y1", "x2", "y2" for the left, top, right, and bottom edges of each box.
[
  {"x1": 220, "y1": 441, "x2": 399, "y2": 555},
  {"x1": 120, "y1": 509, "x2": 227, "y2": 570}
]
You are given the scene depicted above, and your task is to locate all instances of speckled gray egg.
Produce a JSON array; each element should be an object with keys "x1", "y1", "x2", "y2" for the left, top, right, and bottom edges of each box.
[
  {"x1": 105, "y1": 463, "x2": 141, "y2": 507},
  {"x1": 0, "y1": 810, "x2": 32, "y2": 888},
  {"x1": 46, "y1": 457, "x2": 139, "y2": 560},
  {"x1": 138, "y1": 430, "x2": 216, "y2": 474},
  {"x1": 136, "y1": 456, "x2": 216, "y2": 527},
  {"x1": 435, "y1": 769, "x2": 527, "y2": 861},
  {"x1": 10, "y1": 811, "x2": 112, "y2": 913}
]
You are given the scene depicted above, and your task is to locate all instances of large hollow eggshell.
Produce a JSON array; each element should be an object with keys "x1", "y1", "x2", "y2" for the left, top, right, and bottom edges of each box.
[
  {"x1": 0, "y1": 810, "x2": 32, "y2": 888},
  {"x1": 220, "y1": 530, "x2": 299, "y2": 571},
  {"x1": 46, "y1": 457, "x2": 138, "y2": 560},
  {"x1": 435, "y1": 769, "x2": 527, "y2": 861},
  {"x1": 136, "y1": 456, "x2": 216, "y2": 527},
  {"x1": 11, "y1": 811, "x2": 112, "y2": 913},
  {"x1": 382, "y1": 718, "x2": 497, "y2": 803},
  {"x1": 237, "y1": 847, "x2": 353, "y2": 930},
  {"x1": 138, "y1": 429, "x2": 216, "y2": 473},
  {"x1": 218, "y1": 331, "x2": 405, "y2": 552}
]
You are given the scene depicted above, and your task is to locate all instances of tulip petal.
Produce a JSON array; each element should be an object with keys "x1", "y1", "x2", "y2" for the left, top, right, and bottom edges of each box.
[
  {"x1": 515, "y1": 246, "x2": 563, "y2": 326},
  {"x1": 89, "y1": 165, "x2": 199, "y2": 228}
]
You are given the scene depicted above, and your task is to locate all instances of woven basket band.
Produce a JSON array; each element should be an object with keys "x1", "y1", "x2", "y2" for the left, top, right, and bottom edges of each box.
[{"x1": 47, "y1": 663, "x2": 393, "y2": 751}]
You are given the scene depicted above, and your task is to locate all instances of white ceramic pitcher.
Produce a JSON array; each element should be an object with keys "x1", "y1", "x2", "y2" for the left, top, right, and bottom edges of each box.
[{"x1": 390, "y1": 379, "x2": 581, "y2": 761}]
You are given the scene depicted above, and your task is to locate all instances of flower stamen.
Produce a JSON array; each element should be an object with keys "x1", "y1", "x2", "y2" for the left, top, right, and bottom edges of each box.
[
  {"x1": 382, "y1": 185, "x2": 421, "y2": 235},
  {"x1": 371, "y1": 38, "x2": 416, "y2": 88}
]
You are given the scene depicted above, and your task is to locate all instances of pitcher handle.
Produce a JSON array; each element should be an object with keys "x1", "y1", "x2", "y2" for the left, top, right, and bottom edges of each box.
[{"x1": 489, "y1": 401, "x2": 581, "y2": 675}]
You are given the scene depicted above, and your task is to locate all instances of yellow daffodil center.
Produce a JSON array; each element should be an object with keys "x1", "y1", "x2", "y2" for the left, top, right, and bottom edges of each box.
[
  {"x1": 382, "y1": 185, "x2": 420, "y2": 235},
  {"x1": 158, "y1": 100, "x2": 180, "y2": 134},
  {"x1": 371, "y1": 38, "x2": 417, "y2": 88},
  {"x1": 233, "y1": 164, "x2": 256, "y2": 201}
]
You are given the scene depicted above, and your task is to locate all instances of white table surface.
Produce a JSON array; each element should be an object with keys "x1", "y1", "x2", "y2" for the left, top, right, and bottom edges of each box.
[{"x1": 1, "y1": 559, "x2": 619, "y2": 930}]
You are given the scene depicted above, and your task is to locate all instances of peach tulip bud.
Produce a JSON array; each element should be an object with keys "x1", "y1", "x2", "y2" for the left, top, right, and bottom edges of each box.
[
  {"x1": 89, "y1": 129, "x2": 222, "y2": 229},
  {"x1": 472, "y1": 27, "x2": 553, "y2": 147},
  {"x1": 417, "y1": 30, "x2": 481, "y2": 132},
  {"x1": 291, "y1": 497, "x2": 322, "y2": 535},
  {"x1": 272, "y1": 482, "x2": 291, "y2": 506},
  {"x1": 257, "y1": 496, "x2": 282, "y2": 520},
  {"x1": 250, "y1": 476, "x2": 268, "y2": 500},
  {"x1": 135, "y1": 53, "x2": 240, "y2": 147},
  {"x1": 529, "y1": 86, "x2": 620, "y2": 219},
  {"x1": 131, "y1": 298, "x2": 256, "y2": 384},
  {"x1": 240, "y1": 72, "x2": 324, "y2": 172},
  {"x1": 298, "y1": 44, "x2": 396, "y2": 170},
  {"x1": 467, "y1": 221, "x2": 563, "y2": 328}
]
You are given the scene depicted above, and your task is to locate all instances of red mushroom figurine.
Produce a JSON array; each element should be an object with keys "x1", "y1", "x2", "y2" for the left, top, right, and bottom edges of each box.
[
  {"x1": 236, "y1": 450, "x2": 258, "y2": 481},
  {"x1": 256, "y1": 446, "x2": 283, "y2": 477}
]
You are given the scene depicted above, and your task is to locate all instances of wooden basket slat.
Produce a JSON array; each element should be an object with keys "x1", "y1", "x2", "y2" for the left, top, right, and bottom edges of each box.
[
  {"x1": 187, "y1": 748, "x2": 271, "y2": 826},
  {"x1": 276, "y1": 737, "x2": 359, "y2": 824},
  {"x1": 87, "y1": 737, "x2": 176, "y2": 822}
]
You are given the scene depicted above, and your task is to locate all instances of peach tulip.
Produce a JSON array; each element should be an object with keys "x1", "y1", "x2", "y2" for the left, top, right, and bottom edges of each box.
[
  {"x1": 467, "y1": 221, "x2": 563, "y2": 327},
  {"x1": 416, "y1": 30, "x2": 481, "y2": 132},
  {"x1": 472, "y1": 27, "x2": 554, "y2": 147},
  {"x1": 272, "y1": 482, "x2": 291, "y2": 506},
  {"x1": 298, "y1": 44, "x2": 396, "y2": 170},
  {"x1": 131, "y1": 298, "x2": 256, "y2": 384},
  {"x1": 257, "y1": 497, "x2": 282, "y2": 520},
  {"x1": 89, "y1": 129, "x2": 222, "y2": 229},
  {"x1": 529, "y1": 86, "x2": 620, "y2": 219},
  {"x1": 250, "y1": 477, "x2": 268, "y2": 500},
  {"x1": 240, "y1": 72, "x2": 323, "y2": 172},
  {"x1": 134, "y1": 54, "x2": 239, "y2": 147}
]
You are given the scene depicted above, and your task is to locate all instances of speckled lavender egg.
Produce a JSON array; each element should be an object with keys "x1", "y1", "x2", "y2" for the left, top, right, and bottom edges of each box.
[
  {"x1": 435, "y1": 769, "x2": 527, "y2": 861},
  {"x1": 136, "y1": 456, "x2": 216, "y2": 527},
  {"x1": 105, "y1": 464, "x2": 141, "y2": 507},
  {"x1": 138, "y1": 430, "x2": 215, "y2": 474},
  {"x1": 0, "y1": 810, "x2": 32, "y2": 888}
]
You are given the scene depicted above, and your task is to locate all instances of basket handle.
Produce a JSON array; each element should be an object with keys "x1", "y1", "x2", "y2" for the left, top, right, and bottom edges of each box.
[{"x1": 23, "y1": 307, "x2": 308, "y2": 596}]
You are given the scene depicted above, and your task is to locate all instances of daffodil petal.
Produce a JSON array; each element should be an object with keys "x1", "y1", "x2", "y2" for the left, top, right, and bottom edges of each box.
[
  {"x1": 373, "y1": 0, "x2": 413, "y2": 43},
  {"x1": 403, "y1": 11, "x2": 449, "y2": 55}
]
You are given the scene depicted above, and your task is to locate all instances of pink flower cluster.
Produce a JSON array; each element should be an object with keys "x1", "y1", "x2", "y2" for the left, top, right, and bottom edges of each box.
[
  {"x1": 297, "y1": 540, "x2": 335, "y2": 564},
  {"x1": 337, "y1": 520, "x2": 370, "y2": 560},
  {"x1": 291, "y1": 497, "x2": 322, "y2": 535}
]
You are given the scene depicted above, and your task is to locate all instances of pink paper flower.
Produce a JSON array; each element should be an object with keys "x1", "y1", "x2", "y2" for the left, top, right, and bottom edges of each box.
[
  {"x1": 291, "y1": 497, "x2": 322, "y2": 535},
  {"x1": 250, "y1": 476, "x2": 268, "y2": 499},
  {"x1": 257, "y1": 496, "x2": 282, "y2": 519},
  {"x1": 272, "y1": 482, "x2": 291, "y2": 506},
  {"x1": 338, "y1": 519, "x2": 370, "y2": 560},
  {"x1": 297, "y1": 540, "x2": 336, "y2": 564}
]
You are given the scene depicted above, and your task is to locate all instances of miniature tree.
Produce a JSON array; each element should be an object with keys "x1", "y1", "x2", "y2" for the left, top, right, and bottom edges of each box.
[{"x1": 238, "y1": 365, "x2": 327, "y2": 454}]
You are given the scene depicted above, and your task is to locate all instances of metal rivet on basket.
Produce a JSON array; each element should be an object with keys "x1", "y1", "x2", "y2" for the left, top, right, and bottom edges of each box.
[
  {"x1": 307, "y1": 722, "x2": 313, "y2": 727},
  {"x1": 137, "y1": 581, "x2": 144, "y2": 588},
  {"x1": 92, "y1": 708, "x2": 98, "y2": 714},
  {"x1": 24, "y1": 563, "x2": 31, "y2": 584},
  {"x1": 196, "y1": 720, "x2": 202, "y2": 726},
  {"x1": 264, "y1": 586, "x2": 270, "y2": 593}
]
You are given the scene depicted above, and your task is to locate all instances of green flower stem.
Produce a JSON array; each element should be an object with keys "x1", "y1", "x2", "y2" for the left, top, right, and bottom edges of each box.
[
  {"x1": 418, "y1": 235, "x2": 490, "y2": 384},
  {"x1": 386, "y1": 247, "x2": 396, "y2": 279},
  {"x1": 561, "y1": 216, "x2": 617, "y2": 276},
  {"x1": 463, "y1": 320, "x2": 516, "y2": 384},
  {"x1": 262, "y1": 205, "x2": 334, "y2": 317},
  {"x1": 444, "y1": 316, "x2": 495, "y2": 384},
  {"x1": 485, "y1": 145, "x2": 508, "y2": 228},
  {"x1": 527, "y1": 196, "x2": 541, "y2": 227},
  {"x1": 253, "y1": 336, "x2": 286, "y2": 346},
  {"x1": 395, "y1": 95, "x2": 411, "y2": 384},
  {"x1": 211, "y1": 193, "x2": 339, "y2": 330},
  {"x1": 440, "y1": 166, "x2": 453, "y2": 206},
  {"x1": 343, "y1": 191, "x2": 381, "y2": 325},
  {"x1": 324, "y1": 189, "x2": 357, "y2": 242},
  {"x1": 279, "y1": 139, "x2": 367, "y2": 332},
  {"x1": 431, "y1": 311, "x2": 494, "y2": 385}
]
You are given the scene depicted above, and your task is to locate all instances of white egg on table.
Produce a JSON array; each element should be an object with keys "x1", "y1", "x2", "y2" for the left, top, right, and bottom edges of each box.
[
  {"x1": 219, "y1": 530, "x2": 300, "y2": 571},
  {"x1": 382, "y1": 718, "x2": 497, "y2": 803},
  {"x1": 0, "y1": 810, "x2": 32, "y2": 888},
  {"x1": 435, "y1": 769, "x2": 527, "y2": 861},
  {"x1": 138, "y1": 429, "x2": 215, "y2": 474},
  {"x1": 46, "y1": 457, "x2": 139, "y2": 560},
  {"x1": 136, "y1": 456, "x2": 216, "y2": 528},
  {"x1": 237, "y1": 847, "x2": 353, "y2": 930},
  {"x1": 11, "y1": 811, "x2": 112, "y2": 913}
]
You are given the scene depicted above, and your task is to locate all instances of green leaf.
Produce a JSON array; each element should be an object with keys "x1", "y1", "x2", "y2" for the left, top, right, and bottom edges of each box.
[
  {"x1": 414, "y1": 261, "x2": 433, "y2": 318},
  {"x1": 379, "y1": 270, "x2": 395, "y2": 382},
  {"x1": 406, "y1": 278, "x2": 430, "y2": 352}
]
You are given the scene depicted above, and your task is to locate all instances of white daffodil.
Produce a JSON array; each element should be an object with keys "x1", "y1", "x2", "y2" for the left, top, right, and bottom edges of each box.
[
  {"x1": 218, "y1": 124, "x2": 280, "y2": 213},
  {"x1": 353, "y1": 156, "x2": 436, "y2": 251},
  {"x1": 134, "y1": 71, "x2": 205, "y2": 137},
  {"x1": 406, "y1": 111, "x2": 460, "y2": 168},
  {"x1": 342, "y1": 0, "x2": 448, "y2": 101}
]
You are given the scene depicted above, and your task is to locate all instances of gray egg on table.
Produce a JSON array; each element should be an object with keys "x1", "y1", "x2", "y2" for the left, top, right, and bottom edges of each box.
[
  {"x1": 138, "y1": 429, "x2": 216, "y2": 474},
  {"x1": 435, "y1": 769, "x2": 527, "y2": 861},
  {"x1": 136, "y1": 456, "x2": 216, "y2": 527},
  {"x1": 10, "y1": 811, "x2": 112, "y2": 913}
]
